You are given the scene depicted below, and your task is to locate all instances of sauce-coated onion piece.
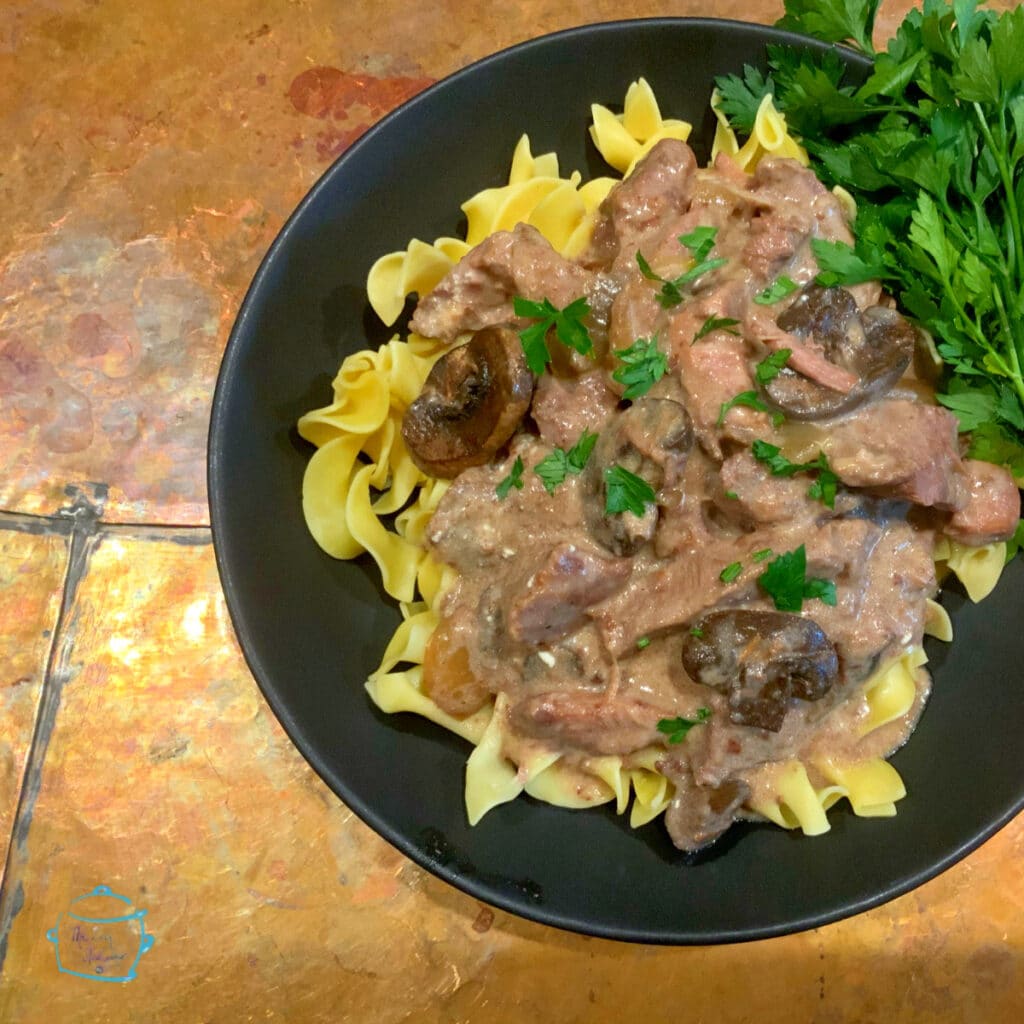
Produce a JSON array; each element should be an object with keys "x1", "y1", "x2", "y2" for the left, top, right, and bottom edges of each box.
[
  {"x1": 402, "y1": 326, "x2": 534, "y2": 478},
  {"x1": 682, "y1": 609, "x2": 839, "y2": 732}
]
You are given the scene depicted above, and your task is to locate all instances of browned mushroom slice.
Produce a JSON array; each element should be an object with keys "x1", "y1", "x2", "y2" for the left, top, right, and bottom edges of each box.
[
  {"x1": 681, "y1": 609, "x2": 839, "y2": 731},
  {"x1": 662, "y1": 765, "x2": 751, "y2": 853},
  {"x1": 401, "y1": 326, "x2": 534, "y2": 478},
  {"x1": 764, "y1": 285, "x2": 915, "y2": 420},
  {"x1": 582, "y1": 397, "x2": 693, "y2": 555}
]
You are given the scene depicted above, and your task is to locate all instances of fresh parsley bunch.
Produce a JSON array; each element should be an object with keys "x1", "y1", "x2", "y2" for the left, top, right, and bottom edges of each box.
[{"x1": 717, "y1": 0, "x2": 1024, "y2": 490}]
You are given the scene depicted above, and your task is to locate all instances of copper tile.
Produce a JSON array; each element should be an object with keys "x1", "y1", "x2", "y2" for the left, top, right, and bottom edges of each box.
[
  {"x1": 0, "y1": 521, "x2": 66, "y2": 880},
  {"x1": 0, "y1": 528, "x2": 1021, "y2": 1021}
]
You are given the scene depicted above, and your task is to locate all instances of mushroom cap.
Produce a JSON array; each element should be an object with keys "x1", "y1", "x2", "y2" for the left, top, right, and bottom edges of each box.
[
  {"x1": 682, "y1": 609, "x2": 839, "y2": 731},
  {"x1": 765, "y1": 285, "x2": 915, "y2": 420},
  {"x1": 402, "y1": 326, "x2": 534, "y2": 478}
]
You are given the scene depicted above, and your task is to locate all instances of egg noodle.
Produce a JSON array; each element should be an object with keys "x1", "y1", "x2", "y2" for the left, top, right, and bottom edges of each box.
[{"x1": 298, "y1": 80, "x2": 1007, "y2": 839}]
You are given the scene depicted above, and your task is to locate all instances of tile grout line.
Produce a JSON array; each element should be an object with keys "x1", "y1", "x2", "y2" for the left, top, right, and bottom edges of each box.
[{"x1": 0, "y1": 495, "x2": 205, "y2": 971}]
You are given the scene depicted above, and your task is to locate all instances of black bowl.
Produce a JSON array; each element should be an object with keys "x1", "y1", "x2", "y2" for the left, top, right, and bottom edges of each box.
[{"x1": 208, "y1": 17, "x2": 1024, "y2": 944}]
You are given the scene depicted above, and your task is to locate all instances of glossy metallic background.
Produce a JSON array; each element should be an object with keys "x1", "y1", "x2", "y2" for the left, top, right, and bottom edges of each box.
[{"x1": 1, "y1": 1, "x2": 1021, "y2": 1020}]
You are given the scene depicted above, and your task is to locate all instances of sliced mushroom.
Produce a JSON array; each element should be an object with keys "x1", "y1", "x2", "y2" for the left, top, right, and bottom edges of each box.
[
  {"x1": 764, "y1": 285, "x2": 915, "y2": 420},
  {"x1": 681, "y1": 609, "x2": 839, "y2": 731},
  {"x1": 582, "y1": 397, "x2": 693, "y2": 555},
  {"x1": 402, "y1": 326, "x2": 534, "y2": 477}
]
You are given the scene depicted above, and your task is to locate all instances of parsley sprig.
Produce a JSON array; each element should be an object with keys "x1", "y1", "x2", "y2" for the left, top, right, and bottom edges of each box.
[
  {"x1": 751, "y1": 440, "x2": 839, "y2": 508},
  {"x1": 753, "y1": 275, "x2": 799, "y2": 305},
  {"x1": 613, "y1": 337, "x2": 668, "y2": 399},
  {"x1": 718, "y1": 391, "x2": 785, "y2": 427},
  {"x1": 636, "y1": 227, "x2": 727, "y2": 308},
  {"x1": 604, "y1": 465, "x2": 657, "y2": 517},
  {"x1": 754, "y1": 348, "x2": 792, "y2": 385},
  {"x1": 693, "y1": 315, "x2": 741, "y2": 344},
  {"x1": 534, "y1": 430, "x2": 598, "y2": 495},
  {"x1": 657, "y1": 707, "x2": 711, "y2": 744},
  {"x1": 758, "y1": 544, "x2": 837, "y2": 613},
  {"x1": 495, "y1": 456, "x2": 524, "y2": 500},
  {"x1": 716, "y1": 0, "x2": 1024, "y2": 483},
  {"x1": 513, "y1": 296, "x2": 594, "y2": 375}
]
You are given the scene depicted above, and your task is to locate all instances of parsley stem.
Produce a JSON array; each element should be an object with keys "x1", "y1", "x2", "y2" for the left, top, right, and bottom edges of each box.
[
  {"x1": 973, "y1": 102, "x2": 1024, "y2": 289},
  {"x1": 991, "y1": 286, "x2": 1024, "y2": 412}
]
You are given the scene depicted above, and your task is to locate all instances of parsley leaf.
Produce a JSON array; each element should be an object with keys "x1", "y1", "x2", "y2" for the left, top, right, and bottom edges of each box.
[
  {"x1": 495, "y1": 457, "x2": 524, "y2": 500},
  {"x1": 636, "y1": 635, "x2": 651, "y2": 650},
  {"x1": 613, "y1": 337, "x2": 668, "y2": 400},
  {"x1": 657, "y1": 708, "x2": 712, "y2": 744},
  {"x1": 811, "y1": 238, "x2": 887, "y2": 287},
  {"x1": 604, "y1": 465, "x2": 657, "y2": 517},
  {"x1": 758, "y1": 545, "x2": 837, "y2": 612},
  {"x1": 693, "y1": 316, "x2": 741, "y2": 344},
  {"x1": 720, "y1": 561, "x2": 743, "y2": 583},
  {"x1": 753, "y1": 275, "x2": 799, "y2": 305},
  {"x1": 715, "y1": 65, "x2": 775, "y2": 134},
  {"x1": 636, "y1": 248, "x2": 727, "y2": 309},
  {"x1": 534, "y1": 430, "x2": 597, "y2": 495},
  {"x1": 718, "y1": 391, "x2": 785, "y2": 427},
  {"x1": 513, "y1": 295, "x2": 595, "y2": 374},
  {"x1": 679, "y1": 226, "x2": 719, "y2": 262},
  {"x1": 751, "y1": 440, "x2": 839, "y2": 508},
  {"x1": 775, "y1": 0, "x2": 881, "y2": 55},
  {"x1": 754, "y1": 348, "x2": 792, "y2": 385}
]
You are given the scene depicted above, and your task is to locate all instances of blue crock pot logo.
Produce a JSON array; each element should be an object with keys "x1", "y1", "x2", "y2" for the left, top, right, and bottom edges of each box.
[{"x1": 46, "y1": 885, "x2": 155, "y2": 982}]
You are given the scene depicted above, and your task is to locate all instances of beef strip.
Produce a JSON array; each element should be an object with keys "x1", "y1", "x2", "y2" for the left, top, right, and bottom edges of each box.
[
  {"x1": 411, "y1": 222, "x2": 593, "y2": 342},
  {"x1": 509, "y1": 690, "x2": 665, "y2": 756},
  {"x1": 530, "y1": 370, "x2": 619, "y2": 449},
  {"x1": 584, "y1": 138, "x2": 698, "y2": 270},
  {"x1": 507, "y1": 543, "x2": 633, "y2": 646},
  {"x1": 945, "y1": 458, "x2": 1021, "y2": 545},
  {"x1": 821, "y1": 400, "x2": 969, "y2": 510}
]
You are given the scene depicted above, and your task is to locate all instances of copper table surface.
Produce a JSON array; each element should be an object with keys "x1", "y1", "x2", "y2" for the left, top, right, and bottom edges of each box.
[{"x1": 1, "y1": 0, "x2": 1022, "y2": 1020}]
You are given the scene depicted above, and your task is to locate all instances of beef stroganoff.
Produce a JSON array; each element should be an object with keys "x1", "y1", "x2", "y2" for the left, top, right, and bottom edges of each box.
[{"x1": 299, "y1": 81, "x2": 1019, "y2": 851}]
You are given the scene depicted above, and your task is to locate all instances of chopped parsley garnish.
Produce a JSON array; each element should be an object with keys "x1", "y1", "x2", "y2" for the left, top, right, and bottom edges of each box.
[
  {"x1": 604, "y1": 465, "x2": 657, "y2": 517},
  {"x1": 758, "y1": 544, "x2": 836, "y2": 613},
  {"x1": 724, "y1": 490, "x2": 738, "y2": 500},
  {"x1": 719, "y1": 561, "x2": 743, "y2": 583},
  {"x1": 533, "y1": 430, "x2": 598, "y2": 495},
  {"x1": 513, "y1": 295, "x2": 594, "y2": 374},
  {"x1": 717, "y1": 390, "x2": 785, "y2": 427},
  {"x1": 679, "y1": 226, "x2": 719, "y2": 262},
  {"x1": 751, "y1": 440, "x2": 839, "y2": 509},
  {"x1": 657, "y1": 707, "x2": 712, "y2": 744},
  {"x1": 635, "y1": 636, "x2": 651, "y2": 650},
  {"x1": 692, "y1": 315, "x2": 741, "y2": 344},
  {"x1": 495, "y1": 456, "x2": 524, "y2": 500},
  {"x1": 612, "y1": 337, "x2": 668, "y2": 400},
  {"x1": 636, "y1": 250, "x2": 728, "y2": 309},
  {"x1": 753, "y1": 275, "x2": 798, "y2": 305},
  {"x1": 752, "y1": 547, "x2": 774, "y2": 563},
  {"x1": 754, "y1": 348, "x2": 792, "y2": 385},
  {"x1": 690, "y1": 626, "x2": 705, "y2": 638}
]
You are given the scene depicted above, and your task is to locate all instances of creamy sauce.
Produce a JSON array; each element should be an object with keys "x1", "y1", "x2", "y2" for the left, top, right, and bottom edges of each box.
[{"x1": 412, "y1": 140, "x2": 1018, "y2": 851}]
